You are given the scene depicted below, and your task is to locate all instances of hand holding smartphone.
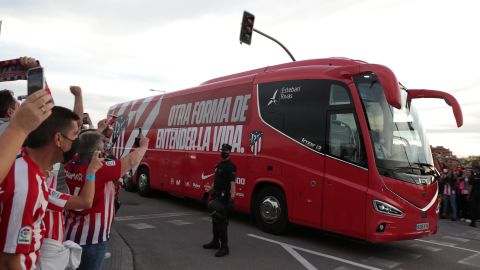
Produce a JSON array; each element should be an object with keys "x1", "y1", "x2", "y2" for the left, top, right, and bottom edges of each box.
[
  {"x1": 83, "y1": 113, "x2": 90, "y2": 125},
  {"x1": 27, "y1": 67, "x2": 44, "y2": 96},
  {"x1": 134, "y1": 127, "x2": 142, "y2": 147}
]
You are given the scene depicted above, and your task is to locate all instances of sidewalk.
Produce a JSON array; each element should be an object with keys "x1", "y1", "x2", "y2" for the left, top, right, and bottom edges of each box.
[{"x1": 102, "y1": 227, "x2": 134, "y2": 270}]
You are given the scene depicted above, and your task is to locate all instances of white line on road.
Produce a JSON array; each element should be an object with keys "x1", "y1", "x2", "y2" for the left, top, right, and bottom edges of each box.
[
  {"x1": 115, "y1": 212, "x2": 195, "y2": 221},
  {"x1": 282, "y1": 245, "x2": 317, "y2": 270},
  {"x1": 127, "y1": 223, "x2": 156, "y2": 229},
  {"x1": 166, "y1": 219, "x2": 193, "y2": 226},
  {"x1": 415, "y1": 239, "x2": 480, "y2": 254},
  {"x1": 362, "y1": 257, "x2": 401, "y2": 269},
  {"x1": 441, "y1": 235, "x2": 470, "y2": 243},
  {"x1": 409, "y1": 243, "x2": 442, "y2": 252},
  {"x1": 458, "y1": 252, "x2": 480, "y2": 268},
  {"x1": 248, "y1": 234, "x2": 383, "y2": 270}
]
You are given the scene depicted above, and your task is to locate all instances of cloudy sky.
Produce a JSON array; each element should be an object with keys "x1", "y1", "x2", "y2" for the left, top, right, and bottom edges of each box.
[{"x1": 1, "y1": 0, "x2": 479, "y2": 157}]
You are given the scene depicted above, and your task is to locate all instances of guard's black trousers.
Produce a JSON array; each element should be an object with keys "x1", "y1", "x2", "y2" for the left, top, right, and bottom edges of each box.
[{"x1": 211, "y1": 200, "x2": 231, "y2": 248}]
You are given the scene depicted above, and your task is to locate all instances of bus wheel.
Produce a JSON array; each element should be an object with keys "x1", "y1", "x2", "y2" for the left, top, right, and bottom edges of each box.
[
  {"x1": 254, "y1": 186, "x2": 289, "y2": 234},
  {"x1": 123, "y1": 170, "x2": 136, "y2": 192},
  {"x1": 137, "y1": 167, "x2": 151, "y2": 197}
]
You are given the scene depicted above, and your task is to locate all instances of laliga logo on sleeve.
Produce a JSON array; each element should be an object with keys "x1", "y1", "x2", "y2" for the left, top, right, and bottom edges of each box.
[{"x1": 18, "y1": 226, "x2": 33, "y2": 244}]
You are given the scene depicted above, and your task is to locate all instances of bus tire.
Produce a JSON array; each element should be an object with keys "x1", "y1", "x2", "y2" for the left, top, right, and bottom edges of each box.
[
  {"x1": 137, "y1": 167, "x2": 151, "y2": 197},
  {"x1": 123, "y1": 170, "x2": 136, "y2": 192},
  {"x1": 253, "y1": 186, "x2": 289, "y2": 234}
]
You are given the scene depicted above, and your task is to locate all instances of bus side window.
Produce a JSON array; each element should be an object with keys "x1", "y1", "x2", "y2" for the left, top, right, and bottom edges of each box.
[{"x1": 328, "y1": 113, "x2": 366, "y2": 166}]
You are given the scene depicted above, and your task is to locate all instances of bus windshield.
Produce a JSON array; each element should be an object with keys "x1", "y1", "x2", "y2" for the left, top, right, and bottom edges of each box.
[{"x1": 355, "y1": 74, "x2": 435, "y2": 180}]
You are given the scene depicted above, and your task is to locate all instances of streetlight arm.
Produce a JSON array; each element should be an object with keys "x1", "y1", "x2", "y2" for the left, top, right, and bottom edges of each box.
[{"x1": 253, "y1": 28, "x2": 296, "y2": 62}]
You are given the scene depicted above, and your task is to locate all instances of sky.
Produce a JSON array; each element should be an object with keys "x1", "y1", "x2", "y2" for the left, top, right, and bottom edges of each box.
[{"x1": 1, "y1": 0, "x2": 479, "y2": 157}]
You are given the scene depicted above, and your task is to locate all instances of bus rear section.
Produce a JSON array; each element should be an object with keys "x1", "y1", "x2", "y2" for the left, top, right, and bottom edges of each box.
[{"x1": 108, "y1": 58, "x2": 461, "y2": 242}]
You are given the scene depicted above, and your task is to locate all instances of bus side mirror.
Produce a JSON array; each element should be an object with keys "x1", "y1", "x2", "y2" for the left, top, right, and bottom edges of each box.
[
  {"x1": 326, "y1": 63, "x2": 402, "y2": 109},
  {"x1": 407, "y1": 89, "x2": 463, "y2": 127}
]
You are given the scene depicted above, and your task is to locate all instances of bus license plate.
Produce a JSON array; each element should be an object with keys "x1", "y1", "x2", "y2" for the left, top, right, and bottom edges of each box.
[{"x1": 416, "y1": 223, "x2": 429, "y2": 231}]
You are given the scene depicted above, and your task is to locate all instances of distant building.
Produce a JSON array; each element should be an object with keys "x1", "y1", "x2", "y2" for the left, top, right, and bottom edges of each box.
[{"x1": 431, "y1": 146, "x2": 461, "y2": 171}]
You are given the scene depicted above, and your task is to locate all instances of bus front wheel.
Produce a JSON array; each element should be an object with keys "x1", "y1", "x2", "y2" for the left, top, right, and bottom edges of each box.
[
  {"x1": 137, "y1": 167, "x2": 151, "y2": 197},
  {"x1": 253, "y1": 186, "x2": 289, "y2": 234}
]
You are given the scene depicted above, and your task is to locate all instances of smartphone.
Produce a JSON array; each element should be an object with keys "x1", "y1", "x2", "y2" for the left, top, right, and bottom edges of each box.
[
  {"x1": 134, "y1": 127, "x2": 142, "y2": 147},
  {"x1": 27, "y1": 67, "x2": 44, "y2": 95},
  {"x1": 82, "y1": 113, "x2": 89, "y2": 125}
]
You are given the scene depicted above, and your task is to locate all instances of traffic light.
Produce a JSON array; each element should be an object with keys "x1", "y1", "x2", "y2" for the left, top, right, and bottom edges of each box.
[{"x1": 239, "y1": 11, "x2": 255, "y2": 45}]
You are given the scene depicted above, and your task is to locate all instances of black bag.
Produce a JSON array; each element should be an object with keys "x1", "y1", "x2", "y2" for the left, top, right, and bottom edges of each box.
[{"x1": 208, "y1": 199, "x2": 225, "y2": 220}]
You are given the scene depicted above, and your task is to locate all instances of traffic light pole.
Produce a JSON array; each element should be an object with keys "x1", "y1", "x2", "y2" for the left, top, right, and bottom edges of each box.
[{"x1": 253, "y1": 28, "x2": 296, "y2": 62}]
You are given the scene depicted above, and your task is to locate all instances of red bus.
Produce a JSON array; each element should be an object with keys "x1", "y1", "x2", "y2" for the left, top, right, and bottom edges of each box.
[{"x1": 108, "y1": 58, "x2": 462, "y2": 242}]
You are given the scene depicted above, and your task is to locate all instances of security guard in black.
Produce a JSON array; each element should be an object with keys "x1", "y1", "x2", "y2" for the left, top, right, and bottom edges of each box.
[{"x1": 203, "y1": 143, "x2": 236, "y2": 257}]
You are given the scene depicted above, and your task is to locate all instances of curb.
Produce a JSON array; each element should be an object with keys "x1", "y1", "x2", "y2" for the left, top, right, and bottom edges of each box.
[{"x1": 102, "y1": 227, "x2": 134, "y2": 270}]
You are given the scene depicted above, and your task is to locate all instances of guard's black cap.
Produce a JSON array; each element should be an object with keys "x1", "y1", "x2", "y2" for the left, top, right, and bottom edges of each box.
[{"x1": 221, "y1": 143, "x2": 232, "y2": 152}]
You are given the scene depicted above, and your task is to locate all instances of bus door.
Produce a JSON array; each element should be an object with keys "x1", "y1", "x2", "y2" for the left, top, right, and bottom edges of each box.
[{"x1": 323, "y1": 109, "x2": 369, "y2": 238}]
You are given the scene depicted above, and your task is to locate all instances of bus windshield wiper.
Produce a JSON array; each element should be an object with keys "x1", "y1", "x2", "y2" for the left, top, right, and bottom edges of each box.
[{"x1": 412, "y1": 162, "x2": 434, "y2": 168}]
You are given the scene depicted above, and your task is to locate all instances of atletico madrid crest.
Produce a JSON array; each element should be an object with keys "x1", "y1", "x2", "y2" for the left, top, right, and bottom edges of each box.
[{"x1": 249, "y1": 131, "x2": 263, "y2": 155}]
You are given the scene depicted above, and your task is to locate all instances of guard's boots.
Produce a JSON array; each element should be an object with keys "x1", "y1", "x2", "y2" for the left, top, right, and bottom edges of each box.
[
  {"x1": 215, "y1": 245, "x2": 229, "y2": 257},
  {"x1": 202, "y1": 240, "x2": 220, "y2": 249}
]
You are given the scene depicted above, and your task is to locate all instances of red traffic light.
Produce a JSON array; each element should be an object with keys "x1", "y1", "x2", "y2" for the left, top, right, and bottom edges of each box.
[{"x1": 240, "y1": 11, "x2": 255, "y2": 45}]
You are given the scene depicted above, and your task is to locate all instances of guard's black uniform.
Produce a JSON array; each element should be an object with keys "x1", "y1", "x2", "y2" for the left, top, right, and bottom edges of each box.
[{"x1": 203, "y1": 144, "x2": 236, "y2": 257}]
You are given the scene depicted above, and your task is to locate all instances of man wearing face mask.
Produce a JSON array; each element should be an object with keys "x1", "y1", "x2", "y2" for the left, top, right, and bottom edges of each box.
[
  {"x1": 0, "y1": 106, "x2": 85, "y2": 270},
  {"x1": 64, "y1": 130, "x2": 149, "y2": 270},
  {"x1": 203, "y1": 143, "x2": 236, "y2": 257}
]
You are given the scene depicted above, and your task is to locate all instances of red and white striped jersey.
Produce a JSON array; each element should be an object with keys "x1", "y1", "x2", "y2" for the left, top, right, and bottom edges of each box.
[
  {"x1": 64, "y1": 157, "x2": 121, "y2": 245},
  {"x1": 0, "y1": 149, "x2": 49, "y2": 270},
  {"x1": 44, "y1": 172, "x2": 71, "y2": 243}
]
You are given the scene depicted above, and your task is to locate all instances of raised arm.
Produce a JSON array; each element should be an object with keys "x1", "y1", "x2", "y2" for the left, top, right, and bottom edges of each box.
[
  {"x1": 0, "y1": 90, "x2": 53, "y2": 183},
  {"x1": 70, "y1": 86, "x2": 84, "y2": 128},
  {"x1": 120, "y1": 135, "x2": 149, "y2": 176}
]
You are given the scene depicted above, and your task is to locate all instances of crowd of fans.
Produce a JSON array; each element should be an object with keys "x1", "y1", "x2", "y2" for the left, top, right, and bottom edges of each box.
[
  {"x1": 438, "y1": 166, "x2": 480, "y2": 227},
  {"x1": 0, "y1": 57, "x2": 149, "y2": 270}
]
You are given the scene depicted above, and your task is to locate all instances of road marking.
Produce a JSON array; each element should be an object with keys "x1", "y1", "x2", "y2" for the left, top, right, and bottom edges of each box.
[
  {"x1": 442, "y1": 235, "x2": 470, "y2": 243},
  {"x1": 458, "y1": 230, "x2": 480, "y2": 241},
  {"x1": 248, "y1": 234, "x2": 382, "y2": 270},
  {"x1": 282, "y1": 245, "x2": 317, "y2": 270},
  {"x1": 362, "y1": 257, "x2": 401, "y2": 269},
  {"x1": 127, "y1": 223, "x2": 155, "y2": 229},
  {"x1": 409, "y1": 243, "x2": 442, "y2": 252},
  {"x1": 166, "y1": 219, "x2": 193, "y2": 226},
  {"x1": 415, "y1": 239, "x2": 480, "y2": 253},
  {"x1": 115, "y1": 212, "x2": 195, "y2": 221},
  {"x1": 459, "y1": 253, "x2": 480, "y2": 268},
  {"x1": 200, "y1": 217, "x2": 211, "y2": 222},
  {"x1": 418, "y1": 239, "x2": 457, "y2": 247}
]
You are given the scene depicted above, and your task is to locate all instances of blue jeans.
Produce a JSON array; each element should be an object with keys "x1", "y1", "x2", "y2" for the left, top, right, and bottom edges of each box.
[
  {"x1": 78, "y1": 241, "x2": 108, "y2": 270},
  {"x1": 443, "y1": 194, "x2": 457, "y2": 219}
]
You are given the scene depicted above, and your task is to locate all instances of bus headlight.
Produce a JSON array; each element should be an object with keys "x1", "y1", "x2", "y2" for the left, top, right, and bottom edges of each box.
[{"x1": 373, "y1": 200, "x2": 404, "y2": 217}]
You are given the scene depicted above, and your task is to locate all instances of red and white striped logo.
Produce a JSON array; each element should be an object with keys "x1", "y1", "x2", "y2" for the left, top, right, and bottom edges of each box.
[{"x1": 249, "y1": 131, "x2": 263, "y2": 156}]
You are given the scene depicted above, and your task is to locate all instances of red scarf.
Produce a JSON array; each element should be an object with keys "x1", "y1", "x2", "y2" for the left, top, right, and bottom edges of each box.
[
  {"x1": 0, "y1": 58, "x2": 27, "y2": 81},
  {"x1": 0, "y1": 58, "x2": 52, "y2": 95}
]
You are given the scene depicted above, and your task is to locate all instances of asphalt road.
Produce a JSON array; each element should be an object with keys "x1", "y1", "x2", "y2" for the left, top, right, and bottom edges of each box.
[{"x1": 111, "y1": 190, "x2": 480, "y2": 270}]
